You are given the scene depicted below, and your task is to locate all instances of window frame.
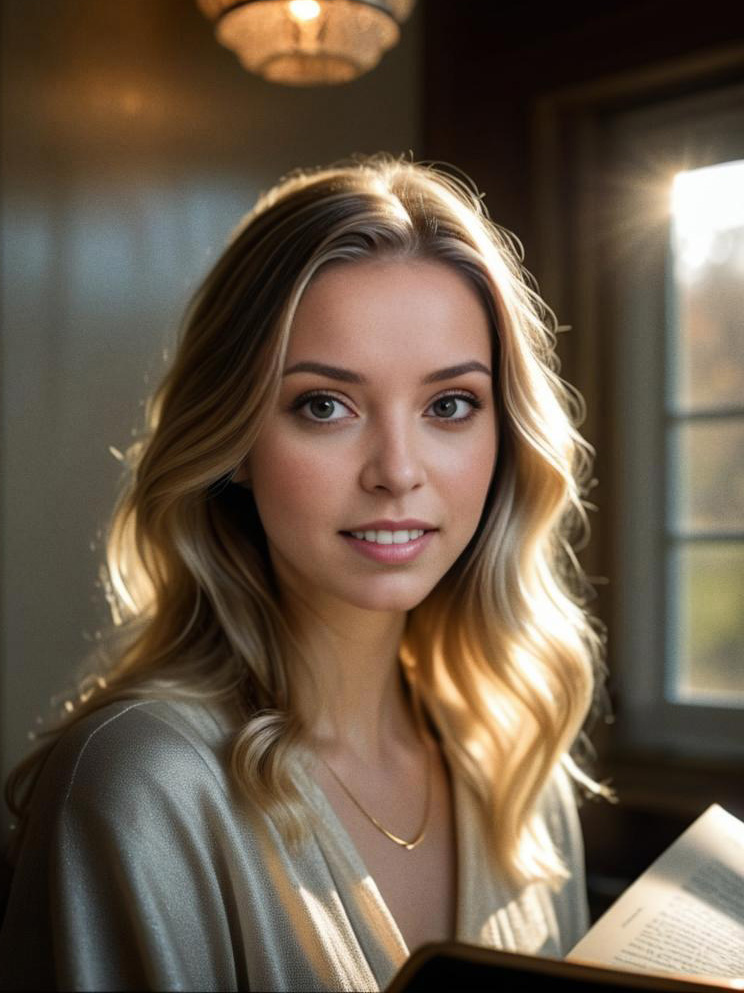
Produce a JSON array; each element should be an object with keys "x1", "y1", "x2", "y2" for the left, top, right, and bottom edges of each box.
[
  {"x1": 532, "y1": 45, "x2": 744, "y2": 780},
  {"x1": 608, "y1": 86, "x2": 744, "y2": 756}
]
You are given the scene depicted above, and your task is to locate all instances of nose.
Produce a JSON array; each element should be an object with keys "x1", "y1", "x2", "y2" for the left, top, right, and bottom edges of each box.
[{"x1": 358, "y1": 414, "x2": 427, "y2": 496}]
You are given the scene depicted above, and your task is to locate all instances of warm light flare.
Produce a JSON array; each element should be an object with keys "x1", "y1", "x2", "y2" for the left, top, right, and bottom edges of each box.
[
  {"x1": 288, "y1": 0, "x2": 321, "y2": 21},
  {"x1": 671, "y1": 160, "x2": 744, "y2": 273}
]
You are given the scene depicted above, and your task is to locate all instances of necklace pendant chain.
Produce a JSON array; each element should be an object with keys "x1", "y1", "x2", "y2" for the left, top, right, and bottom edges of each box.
[{"x1": 322, "y1": 699, "x2": 432, "y2": 851}]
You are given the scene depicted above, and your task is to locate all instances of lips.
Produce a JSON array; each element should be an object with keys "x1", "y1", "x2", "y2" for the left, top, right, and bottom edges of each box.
[
  {"x1": 341, "y1": 529, "x2": 436, "y2": 563},
  {"x1": 341, "y1": 519, "x2": 436, "y2": 533}
]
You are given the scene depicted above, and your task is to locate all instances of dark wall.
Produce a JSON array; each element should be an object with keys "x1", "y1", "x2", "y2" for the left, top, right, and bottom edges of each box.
[{"x1": 422, "y1": 0, "x2": 744, "y2": 261}]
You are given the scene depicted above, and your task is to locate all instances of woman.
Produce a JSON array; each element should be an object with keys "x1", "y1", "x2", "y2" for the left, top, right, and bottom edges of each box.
[{"x1": 0, "y1": 154, "x2": 607, "y2": 991}]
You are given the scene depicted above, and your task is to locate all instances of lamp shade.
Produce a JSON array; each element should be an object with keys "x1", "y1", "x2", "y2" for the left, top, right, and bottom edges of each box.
[{"x1": 197, "y1": 0, "x2": 416, "y2": 85}]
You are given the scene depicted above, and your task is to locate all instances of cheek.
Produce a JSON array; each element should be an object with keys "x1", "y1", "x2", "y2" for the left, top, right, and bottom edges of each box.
[
  {"x1": 249, "y1": 432, "x2": 348, "y2": 531},
  {"x1": 439, "y1": 428, "x2": 497, "y2": 507}
]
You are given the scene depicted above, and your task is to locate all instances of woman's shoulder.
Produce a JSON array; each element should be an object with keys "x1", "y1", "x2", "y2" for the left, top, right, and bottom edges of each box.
[
  {"x1": 2, "y1": 700, "x2": 249, "y2": 990},
  {"x1": 32, "y1": 696, "x2": 238, "y2": 819}
]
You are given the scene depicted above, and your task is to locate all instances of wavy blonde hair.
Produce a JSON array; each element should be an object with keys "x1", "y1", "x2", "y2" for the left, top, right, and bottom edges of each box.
[{"x1": 8, "y1": 154, "x2": 607, "y2": 886}]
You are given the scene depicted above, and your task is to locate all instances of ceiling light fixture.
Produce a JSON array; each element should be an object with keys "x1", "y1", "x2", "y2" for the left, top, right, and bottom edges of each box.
[{"x1": 197, "y1": 0, "x2": 416, "y2": 86}]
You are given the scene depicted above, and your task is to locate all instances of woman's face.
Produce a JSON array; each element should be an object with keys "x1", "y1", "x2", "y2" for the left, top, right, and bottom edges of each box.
[{"x1": 239, "y1": 258, "x2": 498, "y2": 616}]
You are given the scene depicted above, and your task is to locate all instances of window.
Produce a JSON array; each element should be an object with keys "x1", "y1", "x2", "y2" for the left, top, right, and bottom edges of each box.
[
  {"x1": 607, "y1": 83, "x2": 744, "y2": 757},
  {"x1": 669, "y1": 162, "x2": 744, "y2": 706}
]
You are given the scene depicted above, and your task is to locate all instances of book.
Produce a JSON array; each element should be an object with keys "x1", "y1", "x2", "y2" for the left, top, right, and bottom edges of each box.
[
  {"x1": 386, "y1": 804, "x2": 744, "y2": 992},
  {"x1": 386, "y1": 943, "x2": 735, "y2": 991},
  {"x1": 567, "y1": 804, "x2": 744, "y2": 986}
]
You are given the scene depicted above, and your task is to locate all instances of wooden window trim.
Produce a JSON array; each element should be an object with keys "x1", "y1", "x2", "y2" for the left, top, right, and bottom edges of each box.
[{"x1": 531, "y1": 42, "x2": 744, "y2": 816}]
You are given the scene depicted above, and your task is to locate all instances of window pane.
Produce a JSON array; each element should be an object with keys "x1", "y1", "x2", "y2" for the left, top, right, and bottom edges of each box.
[
  {"x1": 670, "y1": 161, "x2": 744, "y2": 411},
  {"x1": 670, "y1": 542, "x2": 744, "y2": 704},
  {"x1": 671, "y1": 419, "x2": 744, "y2": 532}
]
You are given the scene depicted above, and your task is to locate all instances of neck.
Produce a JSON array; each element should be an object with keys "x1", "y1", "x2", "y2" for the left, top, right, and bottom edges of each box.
[{"x1": 283, "y1": 599, "x2": 418, "y2": 763}]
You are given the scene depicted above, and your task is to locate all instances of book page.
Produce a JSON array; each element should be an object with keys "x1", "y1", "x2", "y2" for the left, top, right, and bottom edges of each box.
[{"x1": 568, "y1": 805, "x2": 744, "y2": 983}]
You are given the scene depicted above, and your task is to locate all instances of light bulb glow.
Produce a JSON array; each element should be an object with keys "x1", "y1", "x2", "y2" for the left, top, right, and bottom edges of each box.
[{"x1": 288, "y1": 0, "x2": 321, "y2": 21}]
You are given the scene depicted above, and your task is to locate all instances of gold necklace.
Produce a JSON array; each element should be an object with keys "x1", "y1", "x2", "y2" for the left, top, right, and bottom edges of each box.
[{"x1": 322, "y1": 719, "x2": 432, "y2": 851}]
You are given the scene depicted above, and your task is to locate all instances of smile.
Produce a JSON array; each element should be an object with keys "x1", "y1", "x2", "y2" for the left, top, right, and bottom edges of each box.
[
  {"x1": 340, "y1": 529, "x2": 436, "y2": 564},
  {"x1": 348, "y1": 529, "x2": 426, "y2": 544}
]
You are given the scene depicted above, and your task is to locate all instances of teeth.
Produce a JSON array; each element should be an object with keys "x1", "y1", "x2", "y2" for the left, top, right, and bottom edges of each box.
[{"x1": 350, "y1": 529, "x2": 425, "y2": 544}]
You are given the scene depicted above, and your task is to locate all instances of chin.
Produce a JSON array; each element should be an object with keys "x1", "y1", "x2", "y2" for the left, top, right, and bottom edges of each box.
[{"x1": 340, "y1": 577, "x2": 442, "y2": 614}]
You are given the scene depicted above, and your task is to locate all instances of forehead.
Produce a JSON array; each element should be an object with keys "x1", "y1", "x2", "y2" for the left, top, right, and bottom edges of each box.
[{"x1": 286, "y1": 259, "x2": 492, "y2": 365}]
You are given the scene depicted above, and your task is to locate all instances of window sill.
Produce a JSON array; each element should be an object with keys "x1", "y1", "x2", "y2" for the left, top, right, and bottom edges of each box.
[{"x1": 599, "y1": 748, "x2": 744, "y2": 821}]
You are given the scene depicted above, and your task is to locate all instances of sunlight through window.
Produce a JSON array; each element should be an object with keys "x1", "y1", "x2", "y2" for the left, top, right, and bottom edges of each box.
[{"x1": 667, "y1": 159, "x2": 744, "y2": 706}]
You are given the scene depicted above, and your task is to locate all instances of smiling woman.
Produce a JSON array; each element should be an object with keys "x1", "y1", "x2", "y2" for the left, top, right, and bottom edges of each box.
[
  {"x1": 238, "y1": 260, "x2": 497, "y2": 619},
  {"x1": 0, "y1": 154, "x2": 608, "y2": 991}
]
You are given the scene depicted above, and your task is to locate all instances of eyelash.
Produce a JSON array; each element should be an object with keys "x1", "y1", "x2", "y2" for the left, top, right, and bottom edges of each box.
[{"x1": 290, "y1": 389, "x2": 485, "y2": 425}]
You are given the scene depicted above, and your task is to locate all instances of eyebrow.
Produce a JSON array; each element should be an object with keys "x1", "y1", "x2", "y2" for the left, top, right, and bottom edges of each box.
[{"x1": 282, "y1": 360, "x2": 492, "y2": 384}]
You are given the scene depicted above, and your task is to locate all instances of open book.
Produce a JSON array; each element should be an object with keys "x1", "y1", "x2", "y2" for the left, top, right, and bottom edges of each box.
[
  {"x1": 387, "y1": 804, "x2": 744, "y2": 992},
  {"x1": 567, "y1": 804, "x2": 744, "y2": 986}
]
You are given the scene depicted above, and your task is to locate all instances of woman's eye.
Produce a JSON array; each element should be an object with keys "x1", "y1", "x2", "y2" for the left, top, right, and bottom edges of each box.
[
  {"x1": 292, "y1": 390, "x2": 483, "y2": 424},
  {"x1": 294, "y1": 392, "x2": 353, "y2": 422},
  {"x1": 426, "y1": 393, "x2": 482, "y2": 421}
]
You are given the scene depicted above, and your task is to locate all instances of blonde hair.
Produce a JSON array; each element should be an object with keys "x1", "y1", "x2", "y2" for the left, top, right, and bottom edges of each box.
[{"x1": 8, "y1": 154, "x2": 607, "y2": 886}]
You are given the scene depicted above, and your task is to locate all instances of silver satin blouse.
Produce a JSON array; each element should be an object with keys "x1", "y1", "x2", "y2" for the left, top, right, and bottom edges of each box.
[{"x1": 0, "y1": 698, "x2": 589, "y2": 991}]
